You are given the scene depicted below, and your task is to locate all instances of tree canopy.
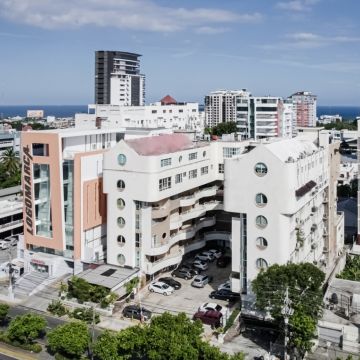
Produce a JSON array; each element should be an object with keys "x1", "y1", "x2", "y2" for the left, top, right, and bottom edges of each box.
[
  {"x1": 252, "y1": 263, "x2": 325, "y2": 356},
  {"x1": 336, "y1": 255, "x2": 360, "y2": 281},
  {"x1": 0, "y1": 148, "x2": 21, "y2": 189},
  {"x1": 206, "y1": 122, "x2": 238, "y2": 137},
  {"x1": 47, "y1": 321, "x2": 90, "y2": 359},
  {"x1": 7, "y1": 314, "x2": 46, "y2": 344},
  {"x1": 0, "y1": 303, "x2": 9, "y2": 323},
  {"x1": 93, "y1": 312, "x2": 244, "y2": 360}
]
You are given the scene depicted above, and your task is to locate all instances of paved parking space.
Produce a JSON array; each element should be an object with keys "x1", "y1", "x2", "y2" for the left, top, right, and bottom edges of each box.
[{"x1": 134, "y1": 259, "x2": 233, "y2": 321}]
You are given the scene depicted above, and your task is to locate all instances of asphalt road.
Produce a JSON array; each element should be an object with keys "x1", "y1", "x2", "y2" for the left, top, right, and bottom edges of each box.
[{"x1": 0, "y1": 353, "x2": 17, "y2": 360}]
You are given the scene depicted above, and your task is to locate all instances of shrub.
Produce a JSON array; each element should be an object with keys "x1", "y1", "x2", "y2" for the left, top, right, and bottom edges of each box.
[
  {"x1": 0, "y1": 331, "x2": 42, "y2": 353},
  {"x1": 0, "y1": 303, "x2": 9, "y2": 323},
  {"x1": 47, "y1": 300, "x2": 68, "y2": 317},
  {"x1": 223, "y1": 308, "x2": 240, "y2": 332},
  {"x1": 70, "y1": 307, "x2": 100, "y2": 324}
]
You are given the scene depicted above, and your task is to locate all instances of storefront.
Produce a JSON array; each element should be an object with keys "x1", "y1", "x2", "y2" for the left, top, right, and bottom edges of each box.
[{"x1": 30, "y1": 259, "x2": 49, "y2": 273}]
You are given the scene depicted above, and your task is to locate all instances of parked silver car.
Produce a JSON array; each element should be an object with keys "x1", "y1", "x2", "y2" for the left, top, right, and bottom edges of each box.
[{"x1": 191, "y1": 274, "x2": 213, "y2": 288}]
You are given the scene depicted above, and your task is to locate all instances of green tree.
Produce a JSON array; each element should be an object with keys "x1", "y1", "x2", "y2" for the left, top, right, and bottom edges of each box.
[
  {"x1": 0, "y1": 303, "x2": 9, "y2": 323},
  {"x1": 47, "y1": 322, "x2": 90, "y2": 359},
  {"x1": 337, "y1": 255, "x2": 360, "y2": 281},
  {"x1": 7, "y1": 314, "x2": 46, "y2": 344},
  {"x1": 337, "y1": 184, "x2": 352, "y2": 198},
  {"x1": 211, "y1": 122, "x2": 238, "y2": 136},
  {"x1": 252, "y1": 263, "x2": 325, "y2": 356},
  {"x1": 93, "y1": 312, "x2": 244, "y2": 360},
  {"x1": 0, "y1": 148, "x2": 20, "y2": 176}
]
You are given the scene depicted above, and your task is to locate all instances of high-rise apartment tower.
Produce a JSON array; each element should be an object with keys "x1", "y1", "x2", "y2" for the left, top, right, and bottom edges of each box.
[{"x1": 95, "y1": 51, "x2": 145, "y2": 106}]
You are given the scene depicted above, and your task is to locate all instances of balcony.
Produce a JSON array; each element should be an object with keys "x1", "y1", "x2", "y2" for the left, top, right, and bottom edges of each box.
[
  {"x1": 144, "y1": 249, "x2": 184, "y2": 275},
  {"x1": 203, "y1": 231, "x2": 231, "y2": 242},
  {"x1": 179, "y1": 186, "x2": 218, "y2": 207},
  {"x1": 0, "y1": 219, "x2": 23, "y2": 233},
  {"x1": 152, "y1": 203, "x2": 169, "y2": 219},
  {"x1": 146, "y1": 216, "x2": 216, "y2": 256}
]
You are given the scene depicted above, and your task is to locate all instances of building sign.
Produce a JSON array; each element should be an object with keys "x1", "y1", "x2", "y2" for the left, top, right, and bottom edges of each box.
[
  {"x1": 30, "y1": 259, "x2": 45, "y2": 265},
  {"x1": 23, "y1": 145, "x2": 33, "y2": 235}
]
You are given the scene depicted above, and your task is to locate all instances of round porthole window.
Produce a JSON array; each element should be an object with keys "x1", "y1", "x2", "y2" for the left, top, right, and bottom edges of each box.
[
  {"x1": 256, "y1": 237, "x2": 268, "y2": 249},
  {"x1": 117, "y1": 198, "x2": 125, "y2": 209},
  {"x1": 255, "y1": 193, "x2": 267, "y2": 207},
  {"x1": 256, "y1": 258, "x2": 268, "y2": 270},
  {"x1": 117, "y1": 154, "x2": 127, "y2": 166},
  {"x1": 117, "y1": 254, "x2": 126, "y2": 266},
  {"x1": 162, "y1": 232, "x2": 166, "y2": 239},
  {"x1": 117, "y1": 180, "x2": 125, "y2": 191},
  {"x1": 255, "y1": 215, "x2": 268, "y2": 229},
  {"x1": 117, "y1": 217, "x2": 125, "y2": 228},
  {"x1": 254, "y1": 163, "x2": 268, "y2": 176},
  {"x1": 117, "y1": 235, "x2": 125, "y2": 246}
]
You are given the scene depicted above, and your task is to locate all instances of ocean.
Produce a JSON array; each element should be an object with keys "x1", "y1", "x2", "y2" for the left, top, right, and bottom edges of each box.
[{"x1": 0, "y1": 104, "x2": 359, "y2": 120}]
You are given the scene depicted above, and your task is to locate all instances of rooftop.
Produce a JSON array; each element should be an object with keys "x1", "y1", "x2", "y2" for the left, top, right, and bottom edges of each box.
[
  {"x1": 125, "y1": 133, "x2": 204, "y2": 156},
  {"x1": 77, "y1": 264, "x2": 139, "y2": 290},
  {"x1": 0, "y1": 196, "x2": 23, "y2": 216}
]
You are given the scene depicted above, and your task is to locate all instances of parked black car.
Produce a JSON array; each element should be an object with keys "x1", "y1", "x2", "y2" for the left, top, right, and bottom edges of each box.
[
  {"x1": 158, "y1": 277, "x2": 182, "y2": 290},
  {"x1": 209, "y1": 289, "x2": 241, "y2": 302},
  {"x1": 171, "y1": 268, "x2": 194, "y2": 280},
  {"x1": 180, "y1": 264, "x2": 201, "y2": 275},
  {"x1": 216, "y1": 255, "x2": 231, "y2": 268},
  {"x1": 122, "y1": 305, "x2": 152, "y2": 321}
]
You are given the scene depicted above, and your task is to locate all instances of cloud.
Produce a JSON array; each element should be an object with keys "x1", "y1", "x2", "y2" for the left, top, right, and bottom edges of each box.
[
  {"x1": 258, "y1": 32, "x2": 360, "y2": 50},
  {"x1": 0, "y1": 0, "x2": 262, "y2": 32},
  {"x1": 276, "y1": 0, "x2": 320, "y2": 12},
  {"x1": 195, "y1": 26, "x2": 228, "y2": 35}
]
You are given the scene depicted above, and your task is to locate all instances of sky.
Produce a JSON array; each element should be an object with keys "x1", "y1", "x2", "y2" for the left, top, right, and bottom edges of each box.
[{"x1": 0, "y1": 0, "x2": 359, "y2": 105}]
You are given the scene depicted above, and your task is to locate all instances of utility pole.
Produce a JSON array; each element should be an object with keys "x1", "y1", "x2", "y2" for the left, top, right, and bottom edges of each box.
[
  {"x1": 7, "y1": 247, "x2": 14, "y2": 300},
  {"x1": 281, "y1": 287, "x2": 294, "y2": 360}
]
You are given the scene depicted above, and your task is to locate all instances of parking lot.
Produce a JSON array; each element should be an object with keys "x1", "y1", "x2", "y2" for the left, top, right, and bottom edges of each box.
[{"x1": 133, "y1": 254, "x2": 235, "y2": 326}]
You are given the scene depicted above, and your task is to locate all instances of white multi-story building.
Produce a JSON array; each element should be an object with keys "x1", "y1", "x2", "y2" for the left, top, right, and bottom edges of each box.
[
  {"x1": 75, "y1": 101, "x2": 201, "y2": 132},
  {"x1": 205, "y1": 90, "x2": 293, "y2": 139},
  {"x1": 205, "y1": 90, "x2": 251, "y2": 128},
  {"x1": 103, "y1": 132, "x2": 343, "y2": 291},
  {"x1": 289, "y1": 91, "x2": 317, "y2": 128}
]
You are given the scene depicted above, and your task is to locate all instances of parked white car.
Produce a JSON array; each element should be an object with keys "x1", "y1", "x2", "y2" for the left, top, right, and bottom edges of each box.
[
  {"x1": 148, "y1": 281, "x2": 174, "y2": 296},
  {"x1": 208, "y1": 249, "x2": 223, "y2": 259},
  {"x1": 195, "y1": 252, "x2": 214, "y2": 262},
  {"x1": 192, "y1": 259, "x2": 208, "y2": 271},
  {"x1": 198, "y1": 302, "x2": 226, "y2": 316},
  {"x1": 218, "y1": 280, "x2": 231, "y2": 291}
]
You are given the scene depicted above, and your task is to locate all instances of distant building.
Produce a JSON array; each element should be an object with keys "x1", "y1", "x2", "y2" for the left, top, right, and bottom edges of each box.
[
  {"x1": 318, "y1": 114, "x2": 342, "y2": 125},
  {"x1": 75, "y1": 97, "x2": 201, "y2": 132},
  {"x1": 289, "y1": 91, "x2": 317, "y2": 128},
  {"x1": 204, "y1": 90, "x2": 293, "y2": 139},
  {"x1": 95, "y1": 51, "x2": 145, "y2": 106},
  {"x1": 26, "y1": 110, "x2": 44, "y2": 119}
]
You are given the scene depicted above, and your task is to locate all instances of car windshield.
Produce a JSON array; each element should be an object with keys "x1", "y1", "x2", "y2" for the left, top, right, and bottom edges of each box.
[
  {"x1": 162, "y1": 283, "x2": 169, "y2": 289},
  {"x1": 215, "y1": 305, "x2": 222, "y2": 312}
]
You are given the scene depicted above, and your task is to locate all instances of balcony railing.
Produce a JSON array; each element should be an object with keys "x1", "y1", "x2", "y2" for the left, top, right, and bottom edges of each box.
[{"x1": 0, "y1": 219, "x2": 23, "y2": 231}]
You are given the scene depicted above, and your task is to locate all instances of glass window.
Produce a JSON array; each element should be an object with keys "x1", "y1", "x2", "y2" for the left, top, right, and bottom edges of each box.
[
  {"x1": 256, "y1": 215, "x2": 268, "y2": 228},
  {"x1": 255, "y1": 193, "x2": 267, "y2": 207},
  {"x1": 117, "y1": 180, "x2": 125, "y2": 190},
  {"x1": 178, "y1": 156, "x2": 182, "y2": 163},
  {"x1": 117, "y1": 254, "x2": 126, "y2": 266},
  {"x1": 223, "y1": 147, "x2": 241, "y2": 158},
  {"x1": 175, "y1": 173, "x2": 183, "y2": 184},
  {"x1": 117, "y1": 154, "x2": 127, "y2": 166},
  {"x1": 161, "y1": 158, "x2": 172, "y2": 167},
  {"x1": 218, "y1": 164, "x2": 224, "y2": 174},
  {"x1": 189, "y1": 169, "x2": 197, "y2": 179},
  {"x1": 201, "y1": 166, "x2": 208, "y2": 175},
  {"x1": 256, "y1": 237, "x2": 268, "y2": 249},
  {"x1": 135, "y1": 233, "x2": 141, "y2": 248},
  {"x1": 117, "y1": 198, "x2": 125, "y2": 209},
  {"x1": 159, "y1": 177, "x2": 171, "y2": 191},
  {"x1": 32, "y1": 143, "x2": 49, "y2": 156},
  {"x1": 255, "y1": 163, "x2": 267, "y2": 176},
  {"x1": 117, "y1": 235, "x2": 125, "y2": 246},
  {"x1": 203, "y1": 151, "x2": 206, "y2": 157},
  {"x1": 188, "y1": 152, "x2": 197, "y2": 160},
  {"x1": 256, "y1": 258, "x2": 268, "y2": 269},
  {"x1": 117, "y1": 217, "x2": 125, "y2": 228}
]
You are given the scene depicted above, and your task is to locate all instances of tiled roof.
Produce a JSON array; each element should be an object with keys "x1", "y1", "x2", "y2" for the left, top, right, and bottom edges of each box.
[
  {"x1": 125, "y1": 133, "x2": 195, "y2": 156},
  {"x1": 160, "y1": 95, "x2": 177, "y2": 105}
]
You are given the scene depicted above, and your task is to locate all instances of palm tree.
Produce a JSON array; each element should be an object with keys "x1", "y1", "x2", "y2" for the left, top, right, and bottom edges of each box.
[{"x1": 0, "y1": 148, "x2": 20, "y2": 176}]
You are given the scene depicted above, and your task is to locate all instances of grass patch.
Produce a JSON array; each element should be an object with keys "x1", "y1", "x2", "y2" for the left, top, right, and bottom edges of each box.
[{"x1": 224, "y1": 308, "x2": 240, "y2": 333}]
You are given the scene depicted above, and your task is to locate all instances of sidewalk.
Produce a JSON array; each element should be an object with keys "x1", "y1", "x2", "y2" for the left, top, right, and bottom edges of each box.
[{"x1": 0, "y1": 342, "x2": 41, "y2": 360}]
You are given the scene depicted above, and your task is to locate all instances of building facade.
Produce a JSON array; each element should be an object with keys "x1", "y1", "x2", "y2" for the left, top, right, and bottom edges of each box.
[
  {"x1": 95, "y1": 51, "x2": 145, "y2": 106},
  {"x1": 75, "y1": 102, "x2": 201, "y2": 132},
  {"x1": 289, "y1": 91, "x2": 317, "y2": 128}
]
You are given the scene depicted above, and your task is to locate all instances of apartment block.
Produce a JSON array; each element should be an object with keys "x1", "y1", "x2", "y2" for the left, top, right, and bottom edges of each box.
[
  {"x1": 75, "y1": 100, "x2": 201, "y2": 131},
  {"x1": 205, "y1": 90, "x2": 293, "y2": 139},
  {"x1": 103, "y1": 132, "x2": 343, "y2": 291},
  {"x1": 289, "y1": 91, "x2": 317, "y2": 128},
  {"x1": 95, "y1": 51, "x2": 145, "y2": 106}
]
